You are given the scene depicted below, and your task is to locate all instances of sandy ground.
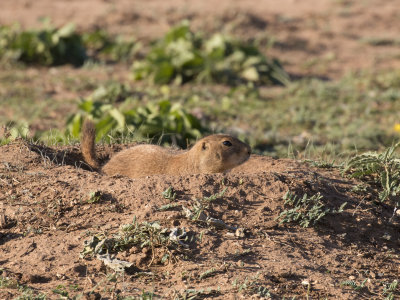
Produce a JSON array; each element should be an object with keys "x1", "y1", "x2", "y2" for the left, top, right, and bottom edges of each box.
[{"x1": 0, "y1": 141, "x2": 399, "y2": 299}]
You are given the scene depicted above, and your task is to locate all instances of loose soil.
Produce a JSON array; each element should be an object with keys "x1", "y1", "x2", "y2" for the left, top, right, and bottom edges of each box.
[{"x1": 0, "y1": 140, "x2": 399, "y2": 299}]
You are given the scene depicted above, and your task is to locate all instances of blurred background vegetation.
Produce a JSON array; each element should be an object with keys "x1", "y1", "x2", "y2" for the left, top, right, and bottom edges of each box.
[{"x1": 1, "y1": 19, "x2": 400, "y2": 161}]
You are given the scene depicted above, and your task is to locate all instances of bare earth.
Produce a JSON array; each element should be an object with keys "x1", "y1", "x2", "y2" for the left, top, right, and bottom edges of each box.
[
  {"x1": 0, "y1": 141, "x2": 399, "y2": 299},
  {"x1": 1, "y1": 0, "x2": 400, "y2": 299}
]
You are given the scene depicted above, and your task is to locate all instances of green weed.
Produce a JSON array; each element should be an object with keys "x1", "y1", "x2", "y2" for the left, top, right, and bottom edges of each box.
[
  {"x1": 80, "y1": 217, "x2": 190, "y2": 266},
  {"x1": 0, "y1": 274, "x2": 46, "y2": 300},
  {"x1": 183, "y1": 188, "x2": 227, "y2": 222},
  {"x1": 344, "y1": 141, "x2": 400, "y2": 207},
  {"x1": 276, "y1": 191, "x2": 347, "y2": 227},
  {"x1": 340, "y1": 278, "x2": 368, "y2": 291},
  {"x1": 162, "y1": 186, "x2": 177, "y2": 201},
  {"x1": 52, "y1": 284, "x2": 69, "y2": 297},
  {"x1": 83, "y1": 29, "x2": 140, "y2": 62},
  {"x1": 0, "y1": 122, "x2": 29, "y2": 145},
  {"x1": 232, "y1": 273, "x2": 270, "y2": 297},
  {"x1": 0, "y1": 21, "x2": 140, "y2": 66},
  {"x1": 0, "y1": 275, "x2": 18, "y2": 289},
  {"x1": 0, "y1": 22, "x2": 87, "y2": 66},
  {"x1": 199, "y1": 268, "x2": 217, "y2": 280},
  {"x1": 383, "y1": 279, "x2": 398, "y2": 300},
  {"x1": 132, "y1": 21, "x2": 289, "y2": 85},
  {"x1": 39, "y1": 83, "x2": 207, "y2": 147},
  {"x1": 87, "y1": 190, "x2": 103, "y2": 204}
]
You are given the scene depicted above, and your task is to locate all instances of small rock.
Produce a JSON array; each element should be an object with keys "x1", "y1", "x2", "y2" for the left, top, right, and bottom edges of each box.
[
  {"x1": 56, "y1": 273, "x2": 66, "y2": 279},
  {"x1": 301, "y1": 280, "x2": 310, "y2": 286},
  {"x1": 235, "y1": 228, "x2": 245, "y2": 238}
]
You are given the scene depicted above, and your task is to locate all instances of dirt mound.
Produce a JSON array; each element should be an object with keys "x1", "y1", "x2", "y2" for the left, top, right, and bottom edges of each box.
[{"x1": 0, "y1": 141, "x2": 399, "y2": 299}]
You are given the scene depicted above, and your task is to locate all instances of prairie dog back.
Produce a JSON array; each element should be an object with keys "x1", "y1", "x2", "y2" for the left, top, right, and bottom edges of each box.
[{"x1": 81, "y1": 120, "x2": 251, "y2": 178}]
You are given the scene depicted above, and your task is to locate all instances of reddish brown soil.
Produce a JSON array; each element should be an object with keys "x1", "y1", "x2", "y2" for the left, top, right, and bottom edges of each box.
[{"x1": 0, "y1": 141, "x2": 399, "y2": 299}]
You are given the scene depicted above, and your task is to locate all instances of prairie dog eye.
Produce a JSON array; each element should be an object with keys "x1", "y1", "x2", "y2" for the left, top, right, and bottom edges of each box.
[{"x1": 223, "y1": 141, "x2": 232, "y2": 147}]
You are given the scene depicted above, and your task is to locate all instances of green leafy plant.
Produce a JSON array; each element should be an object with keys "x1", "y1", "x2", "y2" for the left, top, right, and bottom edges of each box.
[
  {"x1": 276, "y1": 191, "x2": 347, "y2": 227},
  {"x1": 181, "y1": 188, "x2": 236, "y2": 230},
  {"x1": 183, "y1": 188, "x2": 227, "y2": 221},
  {"x1": 65, "y1": 98, "x2": 205, "y2": 148},
  {"x1": 0, "y1": 274, "x2": 46, "y2": 300},
  {"x1": 0, "y1": 121, "x2": 29, "y2": 145},
  {"x1": 232, "y1": 273, "x2": 270, "y2": 297},
  {"x1": 340, "y1": 279, "x2": 368, "y2": 291},
  {"x1": 80, "y1": 217, "x2": 190, "y2": 265},
  {"x1": 383, "y1": 279, "x2": 398, "y2": 300},
  {"x1": 52, "y1": 284, "x2": 69, "y2": 297},
  {"x1": 344, "y1": 142, "x2": 400, "y2": 207},
  {"x1": 39, "y1": 83, "x2": 207, "y2": 147},
  {"x1": 86, "y1": 82, "x2": 133, "y2": 104},
  {"x1": 132, "y1": 21, "x2": 289, "y2": 85},
  {"x1": 0, "y1": 22, "x2": 87, "y2": 66},
  {"x1": 87, "y1": 190, "x2": 104, "y2": 204},
  {"x1": 162, "y1": 186, "x2": 177, "y2": 201},
  {"x1": 0, "y1": 275, "x2": 18, "y2": 289},
  {"x1": 0, "y1": 22, "x2": 140, "y2": 66},
  {"x1": 199, "y1": 268, "x2": 217, "y2": 280},
  {"x1": 83, "y1": 29, "x2": 140, "y2": 62},
  {"x1": 157, "y1": 187, "x2": 180, "y2": 211}
]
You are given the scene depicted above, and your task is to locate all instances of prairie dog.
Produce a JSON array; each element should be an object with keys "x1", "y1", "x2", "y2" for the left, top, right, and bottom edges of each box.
[{"x1": 81, "y1": 120, "x2": 251, "y2": 178}]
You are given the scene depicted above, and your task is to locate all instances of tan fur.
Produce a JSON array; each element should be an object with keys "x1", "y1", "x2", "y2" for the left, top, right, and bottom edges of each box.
[
  {"x1": 81, "y1": 120, "x2": 251, "y2": 178},
  {"x1": 81, "y1": 120, "x2": 100, "y2": 170}
]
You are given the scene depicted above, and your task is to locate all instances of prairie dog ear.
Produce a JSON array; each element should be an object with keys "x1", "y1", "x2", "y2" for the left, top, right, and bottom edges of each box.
[{"x1": 201, "y1": 141, "x2": 208, "y2": 150}]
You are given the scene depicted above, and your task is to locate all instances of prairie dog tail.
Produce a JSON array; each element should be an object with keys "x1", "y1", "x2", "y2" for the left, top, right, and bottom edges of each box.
[{"x1": 81, "y1": 120, "x2": 100, "y2": 170}]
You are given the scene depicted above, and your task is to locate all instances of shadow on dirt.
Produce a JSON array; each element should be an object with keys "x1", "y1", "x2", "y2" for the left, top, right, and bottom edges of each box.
[
  {"x1": 27, "y1": 143, "x2": 89, "y2": 169},
  {"x1": 0, "y1": 232, "x2": 23, "y2": 246},
  {"x1": 26, "y1": 142, "x2": 126, "y2": 172}
]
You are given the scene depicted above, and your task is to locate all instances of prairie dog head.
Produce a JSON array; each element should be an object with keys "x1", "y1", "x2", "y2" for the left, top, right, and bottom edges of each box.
[{"x1": 193, "y1": 134, "x2": 251, "y2": 173}]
